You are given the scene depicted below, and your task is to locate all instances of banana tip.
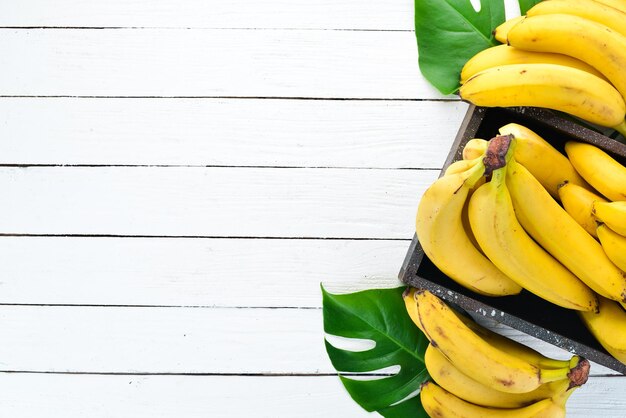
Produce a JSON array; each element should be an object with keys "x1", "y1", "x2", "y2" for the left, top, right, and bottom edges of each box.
[
  {"x1": 567, "y1": 357, "x2": 590, "y2": 389},
  {"x1": 483, "y1": 134, "x2": 514, "y2": 176}
]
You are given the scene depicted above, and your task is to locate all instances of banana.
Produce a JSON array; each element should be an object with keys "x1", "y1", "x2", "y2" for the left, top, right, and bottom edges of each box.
[
  {"x1": 460, "y1": 44, "x2": 607, "y2": 84},
  {"x1": 447, "y1": 154, "x2": 488, "y2": 251},
  {"x1": 499, "y1": 123, "x2": 590, "y2": 199},
  {"x1": 420, "y1": 381, "x2": 573, "y2": 418},
  {"x1": 455, "y1": 314, "x2": 574, "y2": 370},
  {"x1": 424, "y1": 343, "x2": 573, "y2": 409},
  {"x1": 597, "y1": 224, "x2": 626, "y2": 272},
  {"x1": 507, "y1": 14, "x2": 626, "y2": 133},
  {"x1": 416, "y1": 159, "x2": 522, "y2": 296},
  {"x1": 462, "y1": 138, "x2": 487, "y2": 160},
  {"x1": 408, "y1": 288, "x2": 574, "y2": 370},
  {"x1": 565, "y1": 141, "x2": 626, "y2": 202},
  {"x1": 459, "y1": 63, "x2": 626, "y2": 129},
  {"x1": 403, "y1": 287, "x2": 425, "y2": 334},
  {"x1": 527, "y1": 0, "x2": 626, "y2": 38},
  {"x1": 462, "y1": 126, "x2": 589, "y2": 200},
  {"x1": 494, "y1": 15, "x2": 525, "y2": 44},
  {"x1": 558, "y1": 181, "x2": 607, "y2": 238},
  {"x1": 593, "y1": 201, "x2": 626, "y2": 236},
  {"x1": 579, "y1": 294, "x2": 626, "y2": 365},
  {"x1": 413, "y1": 289, "x2": 584, "y2": 394},
  {"x1": 594, "y1": 0, "x2": 626, "y2": 13},
  {"x1": 506, "y1": 158, "x2": 624, "y2": 305},
  {"x1": 444, "y1": 157, "x2": 480, "y2": 176},
  {"x1": 468, "y1": 138, "x2": 598, "y2": 311}
]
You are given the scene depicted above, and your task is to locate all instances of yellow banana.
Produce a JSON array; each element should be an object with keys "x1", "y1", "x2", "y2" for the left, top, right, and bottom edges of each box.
[
  {"x1": 444, "y1": 157, "x2": 480, "y2": 176},
  {"x1": 499, "y1": 123, "x2": 590, "y2": 199},
  {"x1": 565, "y1": 141, "x2": 626, "y2": 202},
  {"x1": 462, "y1": 138, "x2": 487, "y2": 160},
  {"x1": 459, "y1": 63, "x2": 626, "y2": 129},
  {"x1": 462, "y1": 126, "x2": 589, "y2": 200},
  {"x1": 445, "y1": 158, "x2": 487, "y2": 252},
  {"x1": 413, "y1": 289, "x2": 583, "y2": 394},
  {"x1": 403, "y1": 287, "x2": 425, "y2": 334},
  {"x1": 506, "y1": 158, "x2": 623, "y2": 305},
  {"x1": 558, "y1": 182, "x2": 607, "y2": 238},
  {"x1": 447, "y1": 153, "x2": 488, "y2": 251},
  {"x1": 494, "y1": 15, "x2": 525, "y2": 44},
  {"x1": 593, "y1": 201, "x2": 626, "y2": 236},
  {"x1": 594, "y1": 0, "x2": 626, "y2": 13},
  {"x1": 597, "y1": 224, "x2": 626, "y2": 272},
  {"x1": 507, "y1": 14, "x2": 626, "y2": 133},
  {"x1": 420, "y1": 381, "x2": 574, "y2": 418},
  {"x1": 468, "y1": 146, "x2": 598, "y2": 311},
  {"x1": 424, "y1": 343, "x2": 572, "y2": 409},
  {"x1": 579, "y1": 294, "x2": 626, "y2": 365},
  {"x1": 411, "y1": 290, "x2": 575, "y2": 370},
  {"x1": 460, "y1": 44, "x2": 607, "y2": 84},
  {"x1": 527, "y1": 0, "x2": 626, "y2": 38},
  {"x1": 416, "y1": 159, "x2": 522, "y2": 296},
  {"x1": 455, "y1": 314, "x2": 574, "y2": 370}
]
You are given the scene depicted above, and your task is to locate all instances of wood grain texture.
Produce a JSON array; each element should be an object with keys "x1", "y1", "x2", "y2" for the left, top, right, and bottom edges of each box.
[
  {"x1": 0, "y1": 98, "x2": 466, "y2": 168},
  {"x1": 0, "y1": 373, "x2": 622, "y2": 418},
  {"x1": 0, "y1": 167, "x2": 436, "y2": 238},
  {"x1": 0, "y1": 306, "x2": 331, "y2": 374},
  {"x1": 0, "y1": 29, "x2": 444, "y2": 99},
  {"x1": 0, "y1": 0, "x2": 413, "y2": 30},
  {"x1": 0, "y1": 305, "x2": 619, "y2": 376},
  {"x1": 0, "y1": 0, "x2": 525, "y2": 30},
  {"x1": 0, "y1": 237, "x2": 406, "y2": 307}
]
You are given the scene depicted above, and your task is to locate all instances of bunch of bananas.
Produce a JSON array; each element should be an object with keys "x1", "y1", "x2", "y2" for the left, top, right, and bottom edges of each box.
[
  {"x1": 403, "y1": 289, "x2": 589, "y2": 417},
  {"x1": 415, "y1": 122, "x2": 626, "y2": 366},
  {"x1": 459, "y1": 0, "x2": 626, "y2": 136}
]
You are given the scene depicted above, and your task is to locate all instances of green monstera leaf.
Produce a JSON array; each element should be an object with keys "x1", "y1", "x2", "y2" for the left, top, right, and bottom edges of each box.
[
  {"x1": 414, "y1": 0, "x2": 543, "y2": 95},
  {"x1": 322, "y1": 285, "x2": 429, "y2": 417}
]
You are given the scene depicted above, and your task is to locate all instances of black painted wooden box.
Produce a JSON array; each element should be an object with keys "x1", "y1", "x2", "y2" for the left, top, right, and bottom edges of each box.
[{"x1": 398, "y1": 105, "x2": 626, "y2": 374}]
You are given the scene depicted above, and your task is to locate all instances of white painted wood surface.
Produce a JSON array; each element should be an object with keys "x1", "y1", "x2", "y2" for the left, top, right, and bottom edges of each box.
[
  {"x1": 0, "y1": 98, "x2": 466, "y2": 167},
  {"x1": 0, "y1": 374, "x2": 623, "y2": 418},
  {"x1": 0, "y1": 237, "x2": 406, "y2": 307},
  {"x1": 0, "y1": 0, "x2": 414, "y2": 30},
  {"x1": 0, "y1": 29, "x2": 441, "y2": 99},
  {"x1": 0, "y1": 167, "x2": 434, "y2": 238},
  {"x1": 0, "y1": 0, "x2": 623, "y2": 416}
]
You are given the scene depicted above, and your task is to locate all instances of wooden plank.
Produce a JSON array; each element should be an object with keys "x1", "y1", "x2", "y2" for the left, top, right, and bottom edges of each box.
[
  {"x1": 0, "y1": 167, "x2": 435, "y2": 238},
  {"x1": 0, "y1": 374, "x2": 623, "y2": 418},
  {"x1": 0, "y1": 98, "x2": 466, "y2": 168},
  {"x1": 0, "y1": 305, "x2": 619, "y2": 376},
  {"x1": 0, "y1": 0, "x2": 413, "y2": 30},
  {"x1": 0, "y1": 306, "x2": 334, "y2": 374},
  {"x1": 0, "y1": 237, "x2": 406, "y2": 307},
  {"x1": 0, "y1": 0, "x2": 524, "y2": 30},
  {"x1": 0, "y1": 29, "x2": 444, "y2": 99}
]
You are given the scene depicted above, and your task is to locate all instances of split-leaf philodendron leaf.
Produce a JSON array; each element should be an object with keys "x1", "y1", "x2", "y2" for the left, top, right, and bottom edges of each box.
[
  {"x1": 414, "y1": 0, "x2": 542, "y2": 95},
  {"x1": 322, "y1": 285, "x2": 429, "y2": 417}
]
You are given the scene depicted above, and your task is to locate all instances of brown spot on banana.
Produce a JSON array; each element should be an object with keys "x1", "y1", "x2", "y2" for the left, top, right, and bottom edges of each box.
[{"x1": 496, "y1": 377, "x2": 515, "y2": 387}]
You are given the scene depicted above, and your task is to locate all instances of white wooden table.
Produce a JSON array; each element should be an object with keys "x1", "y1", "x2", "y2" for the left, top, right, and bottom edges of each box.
[{"x1": 0, "y1": 1, "x2": 623, "y2": 416}]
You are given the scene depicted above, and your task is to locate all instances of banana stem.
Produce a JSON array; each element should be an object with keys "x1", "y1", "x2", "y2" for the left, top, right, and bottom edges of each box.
[
  {"x1": 539, "y1": 366, "x2": 571, "y2": 383},
  {"x1": 464, "y1": 158, "x2": 487, "y2": 188},
  {"x1": 484, "y1": 134, "x2": 515, "y2": 176}
]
